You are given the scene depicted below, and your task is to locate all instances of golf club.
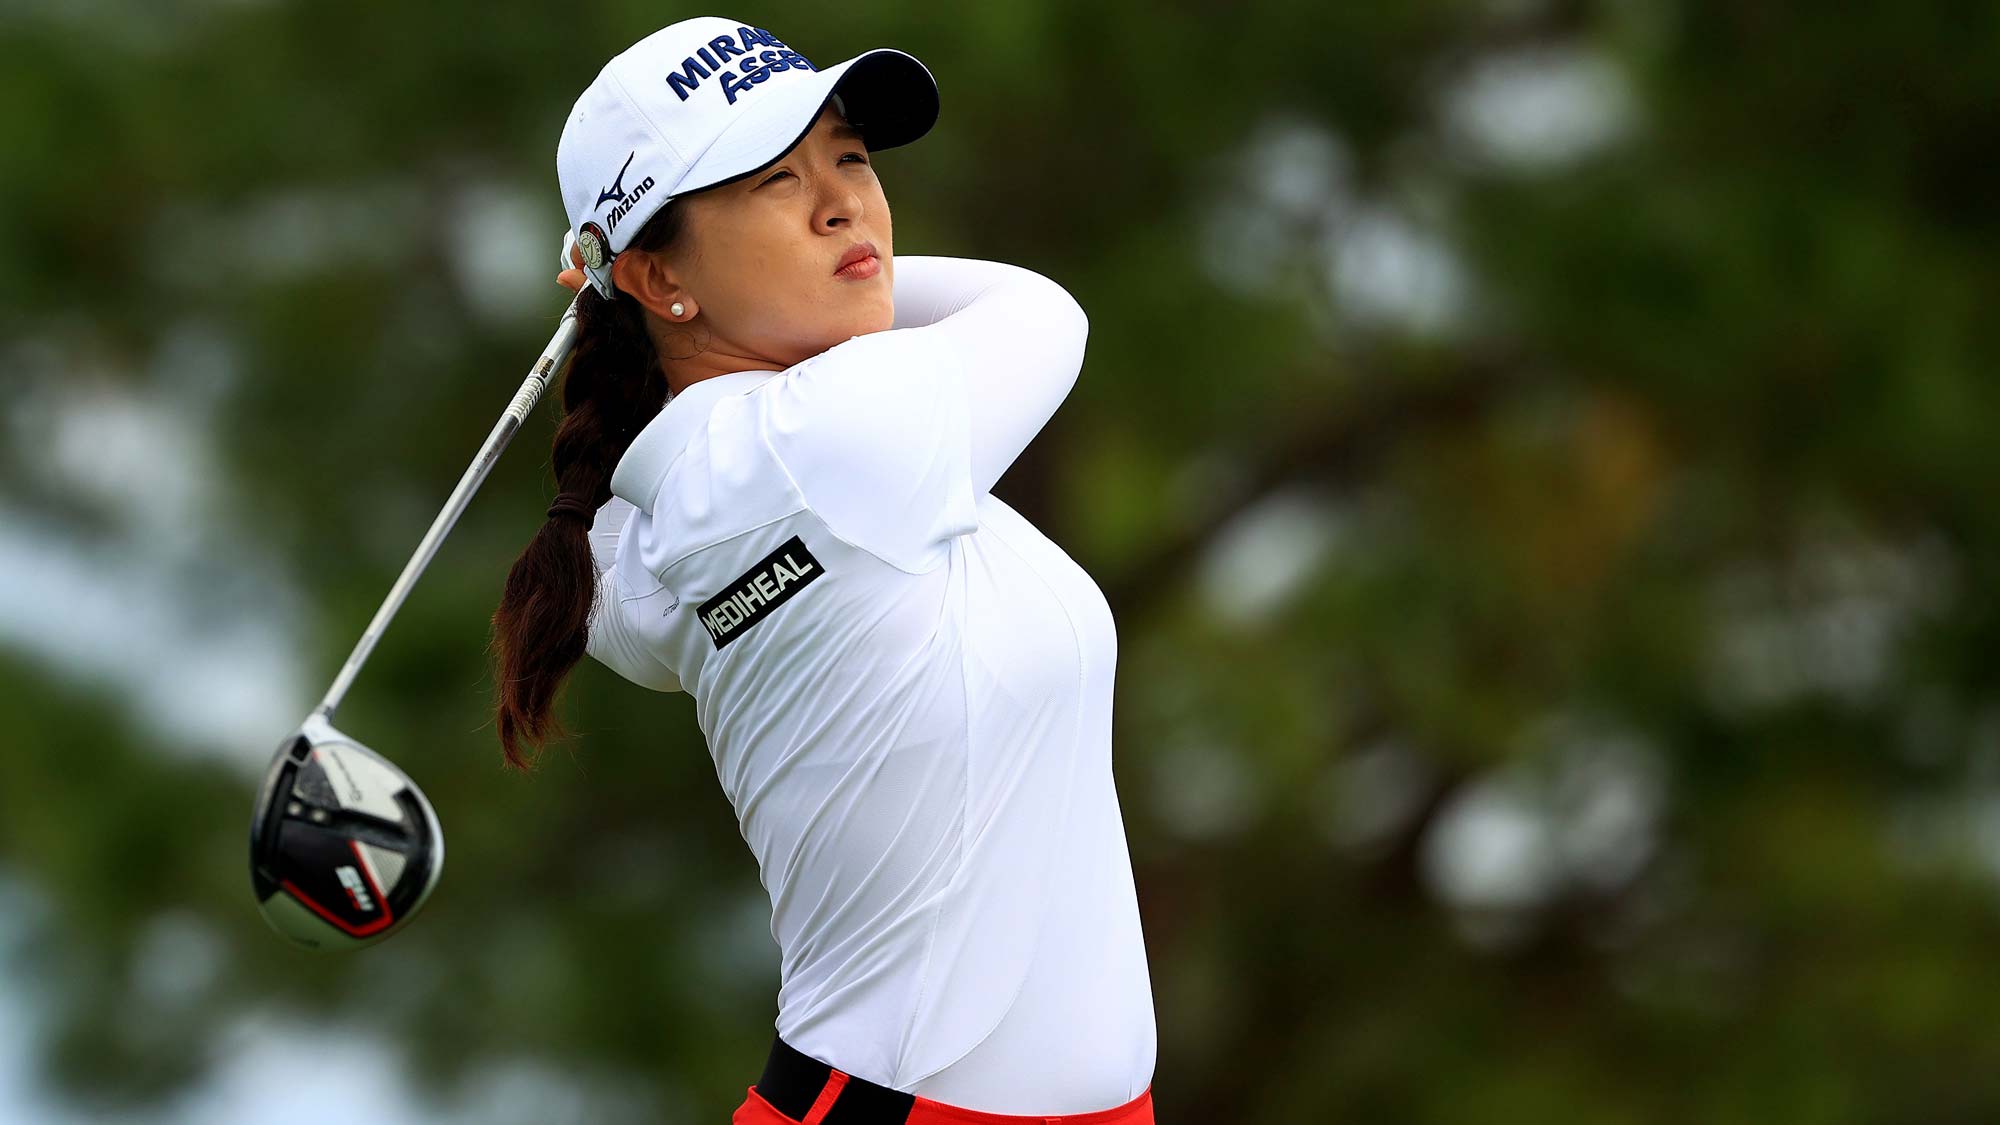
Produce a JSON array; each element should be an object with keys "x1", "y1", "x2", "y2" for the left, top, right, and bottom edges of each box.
[{"x1": 249, "y1": 288, "x2": 586, "y2": 951}]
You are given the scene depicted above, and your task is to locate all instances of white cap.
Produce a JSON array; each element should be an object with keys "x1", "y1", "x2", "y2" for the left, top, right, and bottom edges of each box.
[{"x1": 556, "y1": 17, "x2": 939, "y2": 299}]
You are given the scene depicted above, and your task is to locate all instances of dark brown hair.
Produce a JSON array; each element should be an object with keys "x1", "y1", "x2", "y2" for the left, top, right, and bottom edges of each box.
[{"x1": 486, "y1": 198, "x2": 693, "y2": 772}]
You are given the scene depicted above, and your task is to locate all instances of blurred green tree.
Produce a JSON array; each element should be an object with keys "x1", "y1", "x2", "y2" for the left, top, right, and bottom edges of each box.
[{"x1": 2, "y1": 0, "x2": 1998, "y2": 1122}]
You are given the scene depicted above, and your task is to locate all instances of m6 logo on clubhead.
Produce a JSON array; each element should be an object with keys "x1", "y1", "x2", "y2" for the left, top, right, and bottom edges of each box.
[{"x1": 249, "y1": 712, "x2": 443, "y2": 951}]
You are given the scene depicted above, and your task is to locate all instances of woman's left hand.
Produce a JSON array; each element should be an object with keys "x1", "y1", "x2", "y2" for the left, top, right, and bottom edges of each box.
[{"x1": 557, "y1": 236, "x2": 587, "y2": 294}]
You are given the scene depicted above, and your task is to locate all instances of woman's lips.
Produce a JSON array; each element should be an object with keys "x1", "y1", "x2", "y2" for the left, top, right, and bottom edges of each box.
[{"x1": 834, "y1": 253, "x2": 880, "y2": 280}]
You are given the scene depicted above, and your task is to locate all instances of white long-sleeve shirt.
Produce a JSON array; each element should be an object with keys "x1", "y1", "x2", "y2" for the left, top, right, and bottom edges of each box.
[{"x1": 582, "y1": 255, "x2": 1155, "y2": 1113}]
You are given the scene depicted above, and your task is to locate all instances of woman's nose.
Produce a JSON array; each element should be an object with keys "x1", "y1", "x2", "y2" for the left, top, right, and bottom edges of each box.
[{"x1": 819, "y1": 186, "x2": 864, "y2": 229}]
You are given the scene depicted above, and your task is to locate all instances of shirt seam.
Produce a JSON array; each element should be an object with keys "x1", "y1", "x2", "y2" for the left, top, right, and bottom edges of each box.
[
  {"x1": 650, "y1": 501, "x2": 810, "y2": 577},
  {"x1": 757, "y1": 425, "x2": 955, "y2": 577},
  {"x1": 895, "y1": 505, "x2": 1085, "y2": 1089},
  {"x1": 890, "y1": 534, "x2": 968, "y2": 1085}
]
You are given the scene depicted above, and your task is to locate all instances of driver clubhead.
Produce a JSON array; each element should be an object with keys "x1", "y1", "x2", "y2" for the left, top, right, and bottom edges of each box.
[{"x1": 249, "y1": 712, "x2": 443, "y2": 951}]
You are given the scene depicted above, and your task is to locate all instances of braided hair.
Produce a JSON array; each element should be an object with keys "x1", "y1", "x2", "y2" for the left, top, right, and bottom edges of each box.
[{"x1": 486, "y1": 198, "x2": 692, "y2": 771}]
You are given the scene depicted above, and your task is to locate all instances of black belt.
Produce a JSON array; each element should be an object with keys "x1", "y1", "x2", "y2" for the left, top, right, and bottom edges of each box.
[{"x1": 756, "y1": 1031, "x2": 917, "y2": 1124}]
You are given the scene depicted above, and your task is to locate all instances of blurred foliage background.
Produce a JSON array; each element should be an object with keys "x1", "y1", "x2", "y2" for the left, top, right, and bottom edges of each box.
[{"x1": 4, "y1": 0, "x2": 1999, "y2": 1121}]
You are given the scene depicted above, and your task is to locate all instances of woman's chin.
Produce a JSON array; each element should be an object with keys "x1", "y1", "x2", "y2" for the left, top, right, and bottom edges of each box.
[{"x1": 838, "y1": 304, "x2": 897, "y2": 341}]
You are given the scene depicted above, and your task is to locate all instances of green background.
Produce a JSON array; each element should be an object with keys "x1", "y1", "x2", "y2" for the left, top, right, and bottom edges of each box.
[{"x1": 3, "y1": 1, "x2": 1998, "y2": 1121}]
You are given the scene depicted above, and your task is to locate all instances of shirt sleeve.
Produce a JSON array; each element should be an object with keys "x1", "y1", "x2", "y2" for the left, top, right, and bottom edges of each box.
[
  {"x1": 757, "y1": 255, "x2": 1089, "y2": 572},
  {"x1": 585, "y1": 561, "x2": 684, "y2": 694},
  {"x1": 890, "y1": 255, "x2": 1090, "y2": 496},
  {"x1": 584, "y1": 495, "x2": 684, "y2": 691},
  {"x1": 587, "y1": 495, "x2": 638, "y2": 575}
]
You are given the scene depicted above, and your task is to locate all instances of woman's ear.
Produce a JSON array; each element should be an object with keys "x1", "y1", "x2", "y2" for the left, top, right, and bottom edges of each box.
[{"x1": 612, "y1": 250, "x2": 692, "y2": 321}]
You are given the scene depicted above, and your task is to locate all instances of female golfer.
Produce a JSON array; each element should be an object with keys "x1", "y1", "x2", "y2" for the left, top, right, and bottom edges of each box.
[{"x1": 489, "y1": 17, "x2": 1156, "y2": 1124}]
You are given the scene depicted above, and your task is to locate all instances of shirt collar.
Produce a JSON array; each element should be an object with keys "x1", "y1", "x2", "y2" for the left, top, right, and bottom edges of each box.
[{"x1": 609, "y1": 368, "x2": 782, "y2": 511}]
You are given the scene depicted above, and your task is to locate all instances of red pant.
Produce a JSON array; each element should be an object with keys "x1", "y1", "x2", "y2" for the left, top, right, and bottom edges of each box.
[{"x1": 731, "y1": 1071, "x2": 1155, "y2": 1125}]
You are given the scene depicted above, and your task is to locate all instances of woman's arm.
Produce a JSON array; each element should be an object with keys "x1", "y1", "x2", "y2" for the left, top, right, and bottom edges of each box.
[
  {"x1": 588, "y1": 494, "x2": 638, "y2": 574},
  {"x1": 749, "y1": 255, "x2": 1089, "y2": 572},
  {"x1": 888, "y1": 255, "x2": 1090, "y2": 495},
  {"x1": 585, "y1": 561, "x2": 684, "y2": 693},
  {"x1": 580, "y1": 496, "x2": 683, "y2": 692}
]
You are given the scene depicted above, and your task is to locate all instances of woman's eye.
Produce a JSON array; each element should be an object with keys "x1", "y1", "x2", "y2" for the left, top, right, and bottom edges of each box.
[{"x1": 761, "y1": 154, "x2": 868, "y2": 186}]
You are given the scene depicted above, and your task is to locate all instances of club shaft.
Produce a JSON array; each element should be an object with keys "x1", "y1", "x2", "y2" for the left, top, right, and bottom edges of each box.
[{"x1": 315, "y1": 292, "x2": 586, "y2": 722}]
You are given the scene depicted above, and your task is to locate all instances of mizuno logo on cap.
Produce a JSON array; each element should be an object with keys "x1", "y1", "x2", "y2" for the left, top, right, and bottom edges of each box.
[
  {"x1": 698, "y1": 535, "x2": 824, "y2": 649},
  {"x1": 595, "y1": 152, "x2": 635, "y2": 208},
  {"x1": 593, "y1": 150, "x2": 657, "y2": 235}
]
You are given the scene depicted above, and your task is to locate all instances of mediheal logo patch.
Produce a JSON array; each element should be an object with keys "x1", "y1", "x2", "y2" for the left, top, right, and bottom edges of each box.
[{"x1": 698, "y1": 535, "x2": 824, "y2": 649}]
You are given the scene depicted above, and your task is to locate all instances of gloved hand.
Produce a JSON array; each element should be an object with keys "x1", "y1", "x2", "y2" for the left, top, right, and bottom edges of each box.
[{"x1": 557, "y1": 229, "x2": 587, "y2": 294}]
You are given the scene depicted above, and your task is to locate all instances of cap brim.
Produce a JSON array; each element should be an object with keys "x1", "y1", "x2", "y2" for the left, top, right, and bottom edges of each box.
[
  {"x1": 827, "y1": 48, "x2": 940, "y2": 153},
  {"x1": 672, "y1": 47, "x2": 939, "y2": 197}
]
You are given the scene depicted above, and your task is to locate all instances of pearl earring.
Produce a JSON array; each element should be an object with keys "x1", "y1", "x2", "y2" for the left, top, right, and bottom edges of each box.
[{"x1": 670, "y1": 301, "x2": 685, "y2": 317}]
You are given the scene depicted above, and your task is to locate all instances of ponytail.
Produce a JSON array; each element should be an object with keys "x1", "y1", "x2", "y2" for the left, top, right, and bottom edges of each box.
[{"x1": 486, "y1": 199, "x2": 690, "y2": 772}]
